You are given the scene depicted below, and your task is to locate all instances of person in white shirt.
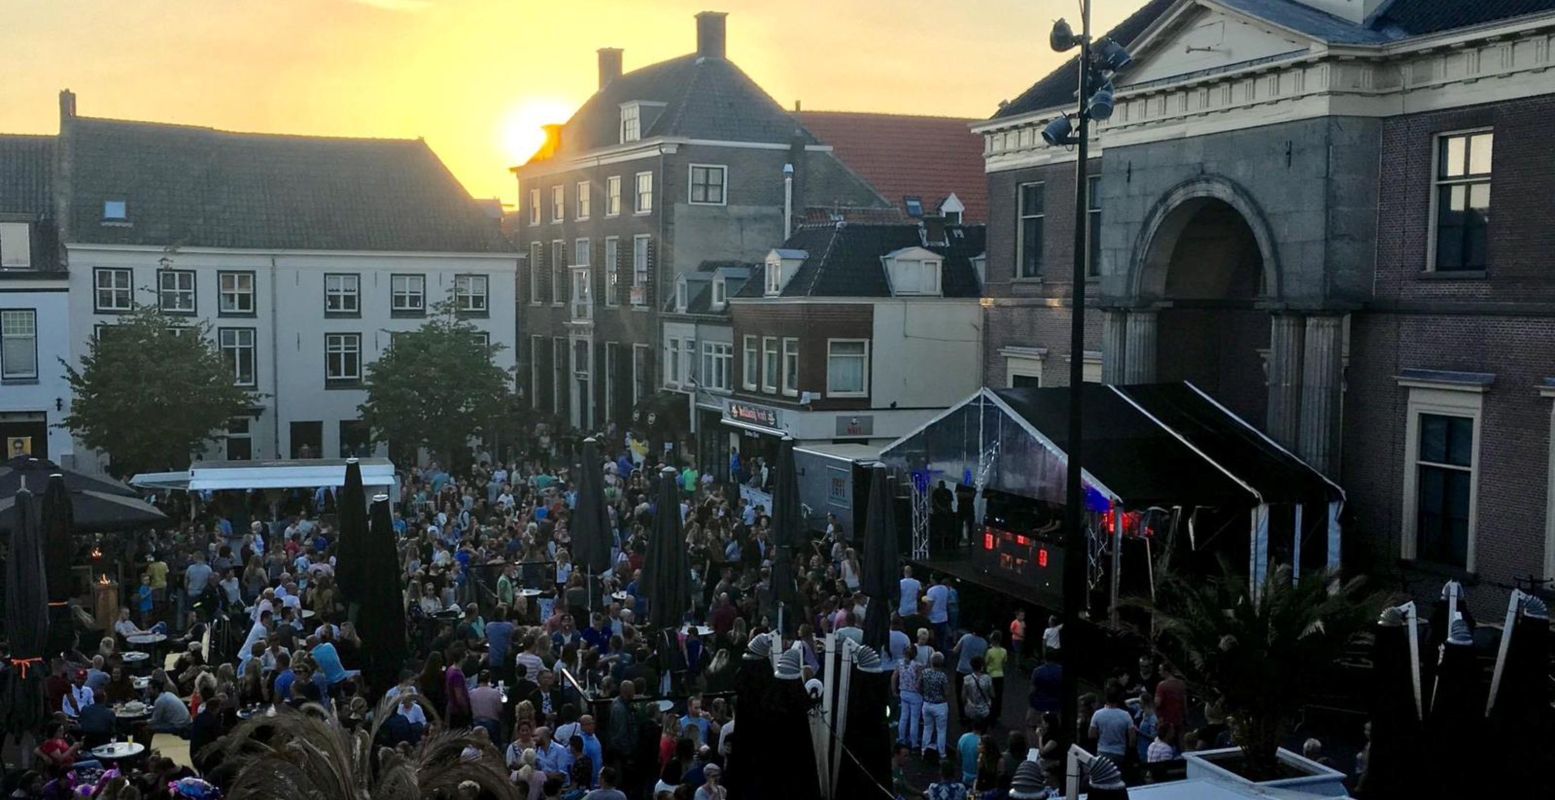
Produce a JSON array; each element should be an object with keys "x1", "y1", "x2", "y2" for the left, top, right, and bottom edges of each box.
[
  {"x1": 113, "y1": 609, "x2": 149, "y2": 640},
  {"x1": 898, "y1": 566, "x2": 922, "y2": 617},
  {"x1": 925, "y1": 576, "x2": 951, "y2": 651}
]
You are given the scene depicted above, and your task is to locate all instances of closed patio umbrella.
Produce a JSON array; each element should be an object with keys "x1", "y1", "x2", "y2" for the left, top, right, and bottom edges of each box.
[
  {"x1": 3, "y1": 487, "x2": 49, "y2": 737},
  {"x1": 0, "y1": 486, "x2": 164, "y2": 535},
  {"x1": 767, "y1": 438, "x2": 802, "y2": 635},
  {"x1": 358, "y1": 494, "x2": 409, "y2": 696},
  {"x1": 1360, "y1": 604, "x2": 1424, "y2": 799},
  {"x1": 571, "y1": 438, "x2": 613, "y2": 613},
  {"x1": 41, "y1": 474, "x2": 75, "y2": 658},
  {"x1": 333, "y1": 459, "x2": 368, "y2": 606},
  {"x1": 859, "y1": 464, "x2": 897, "y2": 649},
  {"x1": 1486, "y1": 595, "x2": 1551, "y2": 795},
  {"x1": 1425, "y1": 619, "x2": 1483, "y2": 797},
  {"x1": 642, "y1": 467, "x2": 689, "y2": 631},
  {"x1": 1, "y1": 456, "x2": 138, "y2": 498}
]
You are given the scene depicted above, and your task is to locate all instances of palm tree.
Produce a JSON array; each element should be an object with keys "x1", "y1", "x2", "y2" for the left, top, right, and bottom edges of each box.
[
  {"x1": 203, "y1": 695, "x2": 518, "y2": 800},
  {"x1": 1144, "y1": 561, "x2": 1379, "y2": 778}
]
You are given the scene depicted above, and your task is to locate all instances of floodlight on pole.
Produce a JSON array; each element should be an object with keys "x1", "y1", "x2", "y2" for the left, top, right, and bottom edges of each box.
[
  {"x1": 1042, "y1": 116, "x2": 1076, "y2": 146},
  {"x1": 1050, "y1": 18, "x2": 1082, "y2": 52},
  {"x1": 1088, "y1": 82, "x2": 1115, "y2": 121},
  {"x1": 1095, "y1": 38, "x2": 1135, "y2": 72}
]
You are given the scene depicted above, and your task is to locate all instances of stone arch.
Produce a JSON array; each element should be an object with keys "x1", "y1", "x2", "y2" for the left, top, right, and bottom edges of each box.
[{"x1": 1128, "y1": 175, "x2": 1283, "y2": 305}]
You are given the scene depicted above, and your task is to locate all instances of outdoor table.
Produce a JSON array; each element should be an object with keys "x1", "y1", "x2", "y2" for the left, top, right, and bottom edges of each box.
[
  {"x1": 301, "y1": 609, "x2": 317, "y2": 619},
  {"x1": 611, "y1": 591, "x2": 629, "y2": 603},
  {"x1": 519, "y1": 588, "x2": 543, "y2": 597},
  {"x1": 125, "y1": 633, "x2": 166, "y2": 648},
  {"x1": 121, "y1": 651, "x2": 152, "y2": 673},
  {"x1": 89, "y1": 742, "x2": 146, "y2": 763},
  {"x1": 680, "y1": 625, "x2": 714, "y2": 638},
  {"x1": 435, "y1": 607, "x2": 462, "y2": 620},
  {"x1": 236, "y1": 705, "x2": 272, "y2": 720},
  {"x1": 654, "y1": 699, "x2": 675, "y2": 714}
]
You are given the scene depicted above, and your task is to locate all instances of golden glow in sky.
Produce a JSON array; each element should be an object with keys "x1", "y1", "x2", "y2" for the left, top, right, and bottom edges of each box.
[{"x1": 0, "y1": 0, "x2": 1144, "y2": 206}]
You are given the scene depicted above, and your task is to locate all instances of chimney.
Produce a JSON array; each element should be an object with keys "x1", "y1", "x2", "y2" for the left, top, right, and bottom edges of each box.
[
  {"x1": 59, "y1": 89, "x2": 76, "y2": 122},
  {"x1": 696, "y1": 11, "x2": 727, "y2": 60},
  {"x1": 536, "y1": 124, "x2": 564, "y2": 161},
  {"x1": 597, "y1": 48, "x2": 623, "y2": 89}
]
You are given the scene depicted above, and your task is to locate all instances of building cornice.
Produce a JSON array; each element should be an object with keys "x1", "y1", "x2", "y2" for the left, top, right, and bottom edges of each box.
[
  {"x1": 513, "y1": 136, "x2": 833, "y2": 177},
  {"x1": 63, "y1": 243, "x2": 518, "y2": 261}
]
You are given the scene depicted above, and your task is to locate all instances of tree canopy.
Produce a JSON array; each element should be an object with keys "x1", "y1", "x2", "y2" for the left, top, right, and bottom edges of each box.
[
  {"x1": 62, "y1": 304, "x2": 258, "y2": 478},
  {"x1": 358, "y1": 299, "x2": 514, "y2": 469}
]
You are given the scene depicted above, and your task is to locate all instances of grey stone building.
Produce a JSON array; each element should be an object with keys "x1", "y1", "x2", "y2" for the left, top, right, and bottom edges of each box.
[
  {"x1": 975, "y1": 0, "x2": 1555, "y2": 609},
  {"x1": 511, "y1": 11, "x2": 887, "y2": 433}
]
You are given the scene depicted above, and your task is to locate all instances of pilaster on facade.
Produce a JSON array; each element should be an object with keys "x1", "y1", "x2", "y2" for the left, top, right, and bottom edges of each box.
[
  {"x1": 1298, "y1": 313, "x2": 1346, "y2": 476},
  {"x1": 1266, "y1": 312, "x2": 1307, "y2": 450},
  {"x1": 1122, "y1": 309, "x2": 1159, "y2": 385},
  {"x1": 1101, "y1": 309, "x2": 1129, "y2": 385}
]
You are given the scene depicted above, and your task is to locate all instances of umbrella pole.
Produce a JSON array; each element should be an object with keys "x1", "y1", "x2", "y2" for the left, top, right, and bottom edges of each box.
[
  {"x1": 1403, "y1": 601, "x2": 1422, "y2": 719},
  {"x1": 1484, "y1": 589, "x2": 1525, "y2": 717}
]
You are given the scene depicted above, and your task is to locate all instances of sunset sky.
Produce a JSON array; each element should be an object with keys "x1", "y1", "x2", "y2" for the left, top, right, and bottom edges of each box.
[{"x1": 0, "y1": 0, "x2": 1145, "y2": 205}]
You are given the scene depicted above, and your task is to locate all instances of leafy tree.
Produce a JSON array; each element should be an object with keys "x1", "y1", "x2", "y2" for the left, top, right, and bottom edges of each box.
[
  {"x1": 358, "y1": 299, "x2": 514, "y2": 471},
  {"x1": 62, "y1": 304, "x2": 258, "y2": 478},
  {"x1": 1143, "y1": 561, "x2": 1379, "y2": 777}
]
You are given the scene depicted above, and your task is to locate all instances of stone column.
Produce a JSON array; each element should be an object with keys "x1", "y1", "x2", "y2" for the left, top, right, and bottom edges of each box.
[
  {"x1": 1265, "y1": 313, "x2": 1306, "y2": 450},
  {"x1": 1102, "y1": 309, "x2": 1129, "y2": 385},
  {"x1": 1122, "y1": 309, "x2": 1158, "y2": 385},
  {"x1": 1298, "y1": 314, "x2": 1345, "y2": 476}
]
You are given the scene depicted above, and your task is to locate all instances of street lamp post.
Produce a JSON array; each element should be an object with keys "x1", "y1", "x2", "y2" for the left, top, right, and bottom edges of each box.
[{"x1": 1042, "y1": 0, "x2": 1132, "y2": 746}]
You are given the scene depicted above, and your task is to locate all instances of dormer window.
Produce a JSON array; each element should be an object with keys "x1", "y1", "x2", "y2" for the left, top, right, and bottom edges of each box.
[
  {"x1": 884, "y1": 247, "x2": 943, "y2": 296},
  {"x1": 944, "y1": 210, "x2": 963, "y2": 225},
  {"x1": 675, "y1": 276, "x2": 688, "y2": 312},
  {"x1": 102, "y1": 200, "x2": 127, "y2": 222},
  {"x1": 764, "y1": 249, "x2": 807, "y2": 297},
  {"x1": 711, "y1": 276, "x2": 727, "y2": 309},
  {"x1": 0, "y1": 222, "x2": 31, "y2": 269},
  {"x1": 620, "y1": 103, "x2": 641, "y2": 144},
  {"x1": 940, "y1": 193, "x2": 966, "y2": 226},
  {"x1": 765, "y1": 265, "x2": 781, "y2": 296}
]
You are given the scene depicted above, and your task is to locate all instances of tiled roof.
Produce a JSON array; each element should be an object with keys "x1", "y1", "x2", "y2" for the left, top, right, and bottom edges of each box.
[
  {"x1": 794, "y1": 111, "x2": 989, "y2": 223},
  {"x1": 993, "y1": 0, "x2": 1555, "y2": 119},
  {"x1": 539, "y1": 55, "x2": 816, "y2": 160},
  {"x1": 66, "y1": 117, "x2": 511, "y2": 253},
  {"x1": 0, "y1": 134, "x2": 54, "y2": 216},
  {"x1": 757, "y1": 222, "x2": 986, "y2": 299}
]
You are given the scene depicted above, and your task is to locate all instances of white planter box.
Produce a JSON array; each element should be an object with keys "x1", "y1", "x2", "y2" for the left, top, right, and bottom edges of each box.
[{"x1": 1184, "y1": 747, "x2": 1350, "y2": 798}]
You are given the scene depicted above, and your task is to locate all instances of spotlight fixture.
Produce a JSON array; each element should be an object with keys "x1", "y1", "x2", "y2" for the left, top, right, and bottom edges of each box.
[
  {"x1": 1050, "y1": 18, "x2": 1082, "y2": 52},
  {"x1": 1095, "y1": 38, "x2": 1135, "y2": 73},
  {"x1": 1042, "y1": 116, "x2": 1075, "y2": 146},
  {"x1": 1088, "y1": 82, "x2": 1115, "y2": 121}
]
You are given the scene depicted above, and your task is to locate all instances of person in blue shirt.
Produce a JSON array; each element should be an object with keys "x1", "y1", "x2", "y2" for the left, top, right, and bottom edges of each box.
[{"x1": 311, "y1": 630, "x2": 353, "y2": 687}]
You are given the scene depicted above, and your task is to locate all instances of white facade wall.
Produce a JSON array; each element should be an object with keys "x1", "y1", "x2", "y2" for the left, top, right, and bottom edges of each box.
[
  {"x1": 0, "y1": 277, "x2": 74, "y2": 462},
  {"x1": 64, "y1": 245, "x2": 518, "y2": 471},
  {"x1": 869, "y1": 299, "x2": 983, "y2": 409}
]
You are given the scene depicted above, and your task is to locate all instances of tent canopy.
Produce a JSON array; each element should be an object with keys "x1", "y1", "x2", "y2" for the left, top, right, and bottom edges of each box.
[
  {"x1": 0, "y1": 458, "x2": 165, "y2": 534},
  {"x1": 880, "y1": 382, "x2": 1341, "y2": 512},
  {"x1": 131, "y1": 458, "x2": 397, "y2": 492}
]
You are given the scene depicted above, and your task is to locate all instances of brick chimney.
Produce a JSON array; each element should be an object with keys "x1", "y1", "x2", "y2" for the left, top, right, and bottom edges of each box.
[
  {"x1": 696, "y1": 11, "x2": 727, "y2": 60},
  {"x1": 597, "y1": 48, "x2": 623, "y2": 89},
  {"x1": 59, "y1": 89, "x2": 76, "y2": 122}
]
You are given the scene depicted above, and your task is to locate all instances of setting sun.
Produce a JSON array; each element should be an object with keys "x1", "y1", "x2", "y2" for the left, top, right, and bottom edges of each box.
[{"x1": 500, "y1": 99, "x2": 577, "y2": 169}]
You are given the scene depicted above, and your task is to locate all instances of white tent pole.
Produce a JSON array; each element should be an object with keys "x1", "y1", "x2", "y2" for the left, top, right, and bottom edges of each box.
[
  {"x1": 1326, "y1": 500, "x2": 1342, "y2": 571},
  {"x1": 1485, "y1": 589, "x2": 1525, "y2": 717},
  {"x1": 1108, "y1": 517, "x2": 1122, "y2": 625},
  {"x1": 818, "y1": 633, "x2": 837, "y2": 798},
  {"x1": 1402, "y1": 601, "x2": 1422, "y2": 720},
  {"x1": 831, "y1": 637, "x2": 855, "y2": 796},
  {"x1": 1065, "y1": 743, "x2": 1093, "y2": 800},
  {"x1": 1292, "y1": 504, "x2": 1303, "y2": 585}
]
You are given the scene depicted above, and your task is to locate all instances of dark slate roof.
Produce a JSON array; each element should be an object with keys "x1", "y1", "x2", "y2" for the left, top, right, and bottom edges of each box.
[
  {"x1": 993, "y1": 0, "x2": 1555, "y2": 119},
  {"x1": 794, "y1": 111, "x2": 989, "y2": 223},
  {"x1": 539, "y1": 54, "x2": 815, "y2": 160},
  {"x1": 757, "y1": 222, "x2": 986, "y2": 299},
  {"x1": 66, "y1": 117, "x2": 511, "y2": 252},
  {"x1": 665, "y1": 260, "x2": 756, "y2": 315},
  {"x1": 0, "y1": 134, "x2": 54, "y2": 216}
]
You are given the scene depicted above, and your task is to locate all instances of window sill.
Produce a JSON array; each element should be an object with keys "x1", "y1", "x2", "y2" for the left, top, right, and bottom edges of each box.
[
  {"x1": 218, "y1": 311, "x2": 258, "y2": 319},
  {"x1": 1417, "y1": 269, "x2": 1487, "y2": 280},
  {"x1": 324, "y1": 311, "x2": 362, "y2": 319},
  {"x1": 1, "y1": 377, "x2": 40, "y2": 385},
  {"x1": 324, "y1": 380, "x2": 364, "y2": 391},
  {"x1": 1012, "y1": 276, "x2": 1044, "y2": 285},
  {"x1": 827, "y1": 392, "x2": 868, "y2": 399},
  {"x1": 457, "y1": 310, "x2": 491, "y2": 319},
  {"x1": 1397, "y1": 558, "x2": 1478, "y2": 584},
  {"x1": 159, "y1": 309, "x2": 197, "y2": 316},
  {"x1": 634, "y1": 211, "x2": 653, "y2": 217},
  {"x1": 391, "y1": 309, "x2": 426, "y2": 319}
]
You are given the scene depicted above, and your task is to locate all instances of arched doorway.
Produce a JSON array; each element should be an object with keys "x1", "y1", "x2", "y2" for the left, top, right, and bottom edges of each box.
[{"x1": 1143, "y1": 197, "x2": 1271, "y2": 427}]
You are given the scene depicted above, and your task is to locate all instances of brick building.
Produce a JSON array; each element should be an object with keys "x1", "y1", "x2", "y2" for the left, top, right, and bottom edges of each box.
[
  {"x1": 974, "y1": 0, "x2": 1555, "y2": 608},
  {"x1": 510, "y1": 11, "x2": 888, "y2": 433}
]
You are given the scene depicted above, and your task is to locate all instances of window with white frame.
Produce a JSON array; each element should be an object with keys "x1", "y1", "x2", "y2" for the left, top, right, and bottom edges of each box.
[
  {"x1": 574, "y1": 239, "x2": 591, "y2": 268},
  {"x1": 663, "y1": 338, "x2": 681, "y2": 389},
  {"x1": 603, "y1": 237, "x2": 620, "y2": 306},
  {"x1": 761, "y1": 336, "x2": 778, "y2": 393},
  {"x1": 675, "y1": 277, "x2": 688, "y2": 312},
  {"x1": 1401, "y1": 381, "x2": 1484, "y2": 571},
  {"x1": 0, "y1": 221, "x2": 33, "y2": 268},
  {"x1": 94, "y1": 268, "x2": 133, "y2": 312},
  {"x1": 158, "y1": 270, "x2": 195, "y2": 314},
  {"x1": 391, "y1": 274, "x2": 425, "y2": 314},
  {"x1": 324, "y1": 273, "x2": 360, "y2": 315},
  {"x1": 781, "y1": 337, "x2": 799, "y2": 396},
  {"x1": 632, "y1": 343, "x2": 650, "y2": 407},
  {"x1": 576, "y1": 181, "x2": 591, "y2": 220},
  {"x1": 702, "y1": 341, "x2": 732, "y2": 392},
  {"x1": 528, "y1": 187, "x2": 540, "y2": 225},
  {"x1": 826, "y1": 339, "x2": 869, "y2": 396},
  {"x1": 218, "y1": 327, "x2": 256, "y2": 387},
  {"x1": 455, "y1": 274, "x2": 488, "y2": 314},
  {"x1": 711, "y1": 276, "x2": 726, "y2": 309},
  {"x1": 1431, "y1": 130, "x2": 1492, "y2": 272},
  {"x1": 889, "y1": 257, "x2": 942, "y2": 296},
  {"x1": 766, "y1": 265, "x2": 782, "y2": 296},
  {"x1": 742, "y1": 335, "x2": 758, "y2": 390},
  {"x1": 529, "y1": 335, "x2": 544, "y2": 409},
  {"x1": 620, "y1": 104, "x2": 641, "y2": 144},
  {"x1": 689, "y1": 164, "x2": 726, "y2": 205},
  {"x1": 0, "y1": 310, "x2": 38, "y2": 380},
  {"x1": 632, "y1": 235, "x2": 650, "y2": 299},
  {"x1": 570, "y1": 268, "x2": 592, "y2": 319},
  {"x1": 1018, "y1": 182, "x2": 1044, "y2": 279},
  {"x1": 324, "y1": 333, "x2": 362, "y2": 383},
  {"x1": 635, "y1": 171, "x2": 653, "y2": 214},
  {"x1": 218, "y1": 271, "x2": 255, "y2": 316},
  {"x1": 606, "y1": 176, "x2": 622, "y2": 217},
  {"x1": 551, "y1": 185, "x2": 565, "y2": 223},
  {"x1": 529, "y1": 242, "x2": 544, "y2": 305}
]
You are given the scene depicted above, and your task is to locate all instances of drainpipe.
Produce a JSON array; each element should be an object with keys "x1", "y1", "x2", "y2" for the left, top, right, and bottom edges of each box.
[
  {"x1": 783, "y1": 163, "x2": 794, "y2": 240},
  {"x1": 269, "y1": 255, "x2": 281, "y2": 458}
]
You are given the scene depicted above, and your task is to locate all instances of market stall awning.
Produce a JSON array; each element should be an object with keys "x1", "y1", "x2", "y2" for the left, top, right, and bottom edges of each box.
[{"x1": 131, "y1": 458, "x2": 397, "y2": 492}]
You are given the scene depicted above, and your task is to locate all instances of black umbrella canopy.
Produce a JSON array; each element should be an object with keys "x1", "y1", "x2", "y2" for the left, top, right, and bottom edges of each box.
[
  {"x1": 0, "y1": 487, "x2": 165, "y2": 534},
  {"x1": 4, "y1": 488, "x2": 48, "y2": 657},
  {"x1": 643, "y1": 467, "x2": 690, "y2": 630},
  {"x1": 1425, "y1": 627, "x2": 1484, "y2": 797},
  {"x1": 571, "y1": 438, "x2": 613, "y2": 578},
  {"x1": 333, "y1": 459, "x2": 368, "y2": 604},
  {"x1": 358, "y1": 495, "x2": 409, "y2": 695},
  {"x1": 1486, "y1": 598, "x2": 1552, "y2": 794},
  {"x1": 41, "y1": 474, "x2": 75, "y2": 603},
  {"x1": 770, "y1": 438, "x2": 802, "y2": 550},
  {"x1": 859, "y1": 464, "x2": 897, "y2": 649},
  {"x1": 0, "y1": 457, "x2": 139, "y2": 498}
]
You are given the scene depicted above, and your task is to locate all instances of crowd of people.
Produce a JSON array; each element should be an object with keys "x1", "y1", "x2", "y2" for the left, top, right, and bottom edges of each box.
[{"x1": 1, "y1": 429, "x2": 1363, "y2": 800}]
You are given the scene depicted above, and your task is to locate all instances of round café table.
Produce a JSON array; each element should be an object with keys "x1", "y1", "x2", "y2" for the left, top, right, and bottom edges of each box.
[
  {"x1": 680, "y1": 625, "x2": 714, "y2": 638},
  {"x1": 121, "y1": 651, "x2": 152, "y2": 674},
  {"x1": 654, "y1": 699, "x2": 675, "y2": 714},
  {"x1": 611, "y1": 591, "x2": 629, "y2": 603},
  {"x1": 125, "y1": 633, "x2": 166, "y2": 648},
  {"x1": 89, "y1": 742, "x2": 146, "y2": 764}
]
